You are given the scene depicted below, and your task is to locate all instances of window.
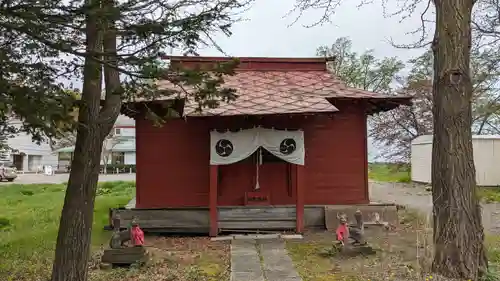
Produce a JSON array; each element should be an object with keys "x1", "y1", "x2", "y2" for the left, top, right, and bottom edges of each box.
[
  {"x1": 111, "y1": 152, "x2": 125, "y2": 165},
  {"x1": 114, "y1": 128, "x2": 121, "y2": 135}
]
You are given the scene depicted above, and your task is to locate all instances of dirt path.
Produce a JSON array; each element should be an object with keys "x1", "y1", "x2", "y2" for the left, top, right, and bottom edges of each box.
[{"x1": 369, "y1": 181, "x2": 500, "y2": 234}]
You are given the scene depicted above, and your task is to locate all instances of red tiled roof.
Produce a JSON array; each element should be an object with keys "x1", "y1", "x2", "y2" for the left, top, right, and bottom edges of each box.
[{"x1": 125, "y1": 56, "x2": 411, "y2": 117}]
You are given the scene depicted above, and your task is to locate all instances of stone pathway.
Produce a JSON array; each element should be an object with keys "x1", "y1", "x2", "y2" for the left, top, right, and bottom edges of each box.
[{"x1": 230, "y1": 239, "x2": 302, "y2": 281}]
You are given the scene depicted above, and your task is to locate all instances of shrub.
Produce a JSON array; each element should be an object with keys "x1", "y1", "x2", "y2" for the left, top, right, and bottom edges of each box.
[
  {"x1": 20, "y1": 190, "x2": 34, "y2": 196},
  {"x1": 0, "y1": 217, "x2": 11, "y2": 230},
  {"x1": 96, "y1": 181, "x2": 135, "y2": 196}
]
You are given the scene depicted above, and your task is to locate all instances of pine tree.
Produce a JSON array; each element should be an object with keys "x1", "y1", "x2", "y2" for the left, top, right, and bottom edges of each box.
[{"x1": 1, "y1": 0, "x2": 246, "y2": 280}]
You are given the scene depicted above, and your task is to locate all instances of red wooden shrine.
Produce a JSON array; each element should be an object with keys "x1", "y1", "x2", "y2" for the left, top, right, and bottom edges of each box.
[{"x1": 121, "y1": 56, "x2": 411, "y2": 236}]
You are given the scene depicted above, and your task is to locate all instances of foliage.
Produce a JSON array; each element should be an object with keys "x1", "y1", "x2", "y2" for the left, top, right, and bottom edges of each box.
[
  {"x1": 0, "y1": 0, "x2": 250, "y2": 279},
  {"x1": 318, "y1": 37, "x2": 500, "y2": 162},
  {"x1": 485, "y1": 235, "x2": 500, "y2": 280},
  {"x1": 96, "y1": 181, "x2": 135, "y2": 196},
  {"x1": 0, "y1": 181, "x2": 134, "y2": 281},
  {"x1": 317, "y1": 37, "x2": 405, "y2": 94},
  {"x1": 0, "y1": 217, "x2": 11, "y2": 230},
  {"x1": 0, "y1": 0, "x2": 248, "y2": 143}
]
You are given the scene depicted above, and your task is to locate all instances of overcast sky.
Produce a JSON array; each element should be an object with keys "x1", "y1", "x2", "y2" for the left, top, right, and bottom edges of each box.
[{"x1": 195, "y1": 0, "x2": 429, "y2": 60}]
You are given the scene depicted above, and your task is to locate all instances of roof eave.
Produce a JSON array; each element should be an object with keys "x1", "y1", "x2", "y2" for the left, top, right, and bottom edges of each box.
[
  {"x1": 327, "y1": 96, "x2": 413, "y2": 115},
  {"x1": 365, "y1": 96, "x2": 413, "y2": 115}
]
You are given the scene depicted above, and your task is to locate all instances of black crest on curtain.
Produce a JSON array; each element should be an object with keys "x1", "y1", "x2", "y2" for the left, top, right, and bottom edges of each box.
[
  {"x1": 279, "y1": 138, "x2": 296, "y2": 155},
  {"x1": 215, "y1": 139, "x2": 233, "y2": 157}
]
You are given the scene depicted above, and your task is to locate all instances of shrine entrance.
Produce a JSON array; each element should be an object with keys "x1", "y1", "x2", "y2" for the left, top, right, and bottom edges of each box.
[
  {"x1": 208, "y1": 127, "x2": 306, "y2": 236},
  {"x1": 216, "y1": 148, "x2": 293, "y2": 206}
]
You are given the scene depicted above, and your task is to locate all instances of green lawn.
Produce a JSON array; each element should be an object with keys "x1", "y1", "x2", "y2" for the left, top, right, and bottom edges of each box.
[
  {"x1": 0, "y1": 181, "x2": 135, "y2": 281},
  {"x1": 481, "y1": 188, "x2": 500, "y2": 203},
  {"x1": 368, "y1": 163, "x2": 411, "y2": 182}
]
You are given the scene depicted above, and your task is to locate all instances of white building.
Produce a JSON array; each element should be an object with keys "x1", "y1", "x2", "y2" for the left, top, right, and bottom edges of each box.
[
  {"x1": 411, "y1": 134, "x2": 500, "y2": 186},
  {"x1": 0, "y1": 115, "x2": 136, "y2": 172},
  {"x1": 1, "y1": 119, "x2": 58, "y2": 172},
  {"x1": 55, "y1": 115, "x2": 136, "y2": 169}
]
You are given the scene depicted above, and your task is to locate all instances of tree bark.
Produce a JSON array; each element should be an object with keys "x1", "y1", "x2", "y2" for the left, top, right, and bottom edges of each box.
[
  {"x1": 50, "y1": 0, "x2": 107, "y2": 280},
  {"x1": 431, "y1": 0, "x2": 488, "y2": 279},
  {"x1": 100, "y1": 0, "x2": 122, "y2": 133}
]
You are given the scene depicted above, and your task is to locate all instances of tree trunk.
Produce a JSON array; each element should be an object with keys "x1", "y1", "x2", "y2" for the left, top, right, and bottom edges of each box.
[
  {"x1": 50, "y1": 0, "x2": 104, "y2": 280},
  {"x1": 431, "y1": 0, "x2": 488, "y2": 279}
]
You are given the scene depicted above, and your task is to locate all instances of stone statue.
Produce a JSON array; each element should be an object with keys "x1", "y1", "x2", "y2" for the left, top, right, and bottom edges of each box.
[
  {"x1": 109, "y1": 216, "x2": 144, "y2": 249},
  {"x1": 348, "y1": 210, "x2": 366, "y2": 245},
  {"x1": 335, "y1": 210, "x2": 375, "y2": 256},
  {"x1": 335, "y1": 210, "x2": 367, "y2": 246},
  {"x1": 109, "y1": 216, "x2": 131, "y2": 249},
  {"x1": 102, "y1": 216, "x2": 148, "y2": 265}
]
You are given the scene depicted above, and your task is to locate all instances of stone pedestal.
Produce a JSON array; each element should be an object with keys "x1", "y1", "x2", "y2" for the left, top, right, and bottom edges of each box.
[{"x1": 101, "y1": 246, "x2": 148, "y2": 265}]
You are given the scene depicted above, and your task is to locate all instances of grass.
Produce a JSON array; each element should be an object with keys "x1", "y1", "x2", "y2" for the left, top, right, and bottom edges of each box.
[
  {"x1": 487, "y1": 235, "x2": 500, "y2": 265},
  {"x1": 0, "y1": 181, "x2": 135, "y2": 281},
  {"x1": 480, "y1": 188, "x2": 500, "y2": 203},
  {"x1": 368, "y1": 163, "x2": 411, "y2": 183},
  {"x1": 287, "y1": 209, "x2": 500, "y2": 281},
  {"x1": 0, "y1": 181, "x2": 230, "y2": 281}
]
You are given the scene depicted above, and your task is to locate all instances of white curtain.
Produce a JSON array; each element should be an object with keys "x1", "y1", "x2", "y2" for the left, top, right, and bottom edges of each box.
[
  {"x1": 210, "y1": 128, "x2": 305, "y2": 166},
  {"x1": 210, "y1": 128, "x2": 260, "y2": 165},
  {"x1": 260, "y1": 128, "x2": 305, "y2": 165}
]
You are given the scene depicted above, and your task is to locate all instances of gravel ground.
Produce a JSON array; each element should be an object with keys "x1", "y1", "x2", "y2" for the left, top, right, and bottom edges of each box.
[
  {"x1": 369, "y1": 180, "x2": 500, "y2": 234},
  {"x1": 0, "y1": 173, "x2": 136, "y2": 185}
]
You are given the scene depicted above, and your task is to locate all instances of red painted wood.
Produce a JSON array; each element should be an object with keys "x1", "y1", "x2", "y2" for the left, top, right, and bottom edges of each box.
[
  {"x1": 259, "y1": 163, "x2": 292, "y2": 205},
  {"x1": 362, "y1": 107, "x2": 370, "y2": 203},
  {"x1": 134, "y1": 108, "x2": 370, "y2": 208},
  {"x1": 209, "y1": 165, "x2": 218, "y2": 237},
  {"x1": 217, "y1": 161, "x2": 254, "y2": 206},
  {"x1": 296, "y1": 164, "x2": 305, "y2": 233}
]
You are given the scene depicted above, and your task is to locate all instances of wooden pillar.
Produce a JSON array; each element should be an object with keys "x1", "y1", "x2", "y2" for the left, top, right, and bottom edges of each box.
[
  {"x1": 362, "y1": 112, "x2": 370, "y2": 203},
  {"x1": 295, "y1": 164, "x2": 305, "y2": 233},
  {"x1": 209, "y1": 165, "x2": 219, "y2": 237}
]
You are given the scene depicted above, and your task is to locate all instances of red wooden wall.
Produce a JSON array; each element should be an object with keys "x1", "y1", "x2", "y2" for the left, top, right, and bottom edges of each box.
[{"x1": 135, "y1": 102, "x2": 369, "y2": 208}]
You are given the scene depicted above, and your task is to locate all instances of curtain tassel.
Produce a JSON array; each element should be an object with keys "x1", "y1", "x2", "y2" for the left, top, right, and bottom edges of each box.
[{"x1": 255, "y1": 148, "x2": 262, "y2": 190}]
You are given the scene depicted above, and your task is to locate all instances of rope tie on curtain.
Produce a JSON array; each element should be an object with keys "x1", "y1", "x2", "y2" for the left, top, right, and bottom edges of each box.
[{"x1": 255, "y1": 148, "x2": 262, "y2": 190}]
